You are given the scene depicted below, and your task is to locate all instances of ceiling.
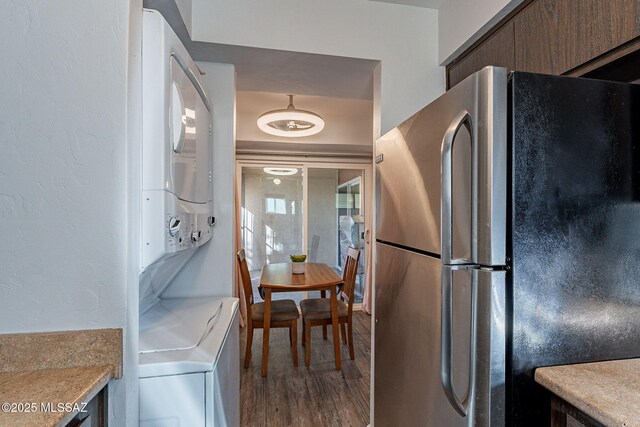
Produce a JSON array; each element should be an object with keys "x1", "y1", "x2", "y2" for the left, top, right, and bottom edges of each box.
[
  {"x1": 368, "y1": 0, "x2": 447, "y2": 8},
  {"x1": 190, "y1": 44, "x2": 378, "y2": 100},
  {"x1": 236, "y1": 92, "x2": 374, "y2": 157}
]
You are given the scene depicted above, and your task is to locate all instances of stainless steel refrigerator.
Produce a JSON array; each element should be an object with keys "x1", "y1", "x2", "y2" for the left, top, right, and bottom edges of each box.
[{"x1": 374, "y1": 66, "x2": 640, "y2": 426}]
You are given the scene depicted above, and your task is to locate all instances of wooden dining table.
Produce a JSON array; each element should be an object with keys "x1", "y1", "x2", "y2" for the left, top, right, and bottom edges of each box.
[{"x1": 259, "y1": 262, "x2": 343, "y2": 377}]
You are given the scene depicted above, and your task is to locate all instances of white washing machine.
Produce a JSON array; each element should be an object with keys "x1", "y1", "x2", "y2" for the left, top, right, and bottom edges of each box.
[
  {"x1": 139, "y1": 10, "x2": 238, "y2": 427},
  {"x1": 139, "y1": 297, "x2": 239, "y2": 427}
]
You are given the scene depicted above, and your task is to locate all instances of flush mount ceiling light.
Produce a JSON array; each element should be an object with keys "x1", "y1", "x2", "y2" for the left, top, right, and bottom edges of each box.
[
  {"x1": 257, "y1": 95, "x2": 325, "y2": 137},
  {"x1": 263, "y1": 167, "x2": 298, "y2": 176}
]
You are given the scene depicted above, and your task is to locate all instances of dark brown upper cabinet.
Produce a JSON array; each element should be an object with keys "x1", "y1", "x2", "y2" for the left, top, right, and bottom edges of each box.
[
  {"x1": 447, "y1": 0, "x2": 640, "y2": 89},
  {"x1": 448, "y1": 21, "x2": 516, "y2": 88},
  {"x1": 514, "y1": 0, "x2": 560, "y2": 74},
  {"x1": 557, "y1": 0, "x2": 640, "y2": 73}
]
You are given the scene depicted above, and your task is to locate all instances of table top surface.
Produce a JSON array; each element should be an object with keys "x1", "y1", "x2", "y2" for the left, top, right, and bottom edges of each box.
[{"x1": 260, "y1": 263, "x2": 343, "y2": 290}]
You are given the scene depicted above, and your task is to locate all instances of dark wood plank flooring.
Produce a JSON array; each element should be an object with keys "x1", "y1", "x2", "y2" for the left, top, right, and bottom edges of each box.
[{"x1": 239, "y1": 311, "x2": 371, "y2": 427}]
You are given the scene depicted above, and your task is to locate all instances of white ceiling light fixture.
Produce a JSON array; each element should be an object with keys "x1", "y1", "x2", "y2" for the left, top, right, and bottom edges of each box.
[
  {"x1": 263, "y1": 167, "x2": 298, "y2": 176},
  {"x1": 273, "y1": 178, "x2": 282, "y2": 185},
  {"x1": 257, "y1": 95, "x2": 325, "y2": 137}
]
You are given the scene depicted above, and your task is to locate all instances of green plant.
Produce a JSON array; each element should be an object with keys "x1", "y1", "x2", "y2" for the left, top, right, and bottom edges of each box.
[{"x1": 290, "y1": 254, "x2": 307, "y2": 262}]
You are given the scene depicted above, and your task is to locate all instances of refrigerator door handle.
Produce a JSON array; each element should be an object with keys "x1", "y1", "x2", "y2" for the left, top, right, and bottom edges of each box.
[
  {"x1": 441, "y1": 266, "x2": 476, "y2": 418},
  {"x1": 441, "y1": 110, "x2": 473, "y2": 265}
]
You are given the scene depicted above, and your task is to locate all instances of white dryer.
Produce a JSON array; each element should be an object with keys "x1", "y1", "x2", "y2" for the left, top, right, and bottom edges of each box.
[
  {"x1": 140, "y1": 8, "x2": 214, "y2": 313},
  {"x1": 139, "y1": 297, "x2": 239, "y2": 427}
]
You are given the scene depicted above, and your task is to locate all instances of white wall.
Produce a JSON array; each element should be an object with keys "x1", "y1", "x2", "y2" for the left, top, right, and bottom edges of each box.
[
  {"x1": 438, "y1": 0, "x2": 524, "y2": 64},
  {"x1": 190, "y1": 0, "x2": 443, "y2": 133},
  {"x1": 163, "y1": 62, "x2": 237, "y2": 298},
  {"x1": 0, "y1": 0, "x2": 139, "y2": 425}
]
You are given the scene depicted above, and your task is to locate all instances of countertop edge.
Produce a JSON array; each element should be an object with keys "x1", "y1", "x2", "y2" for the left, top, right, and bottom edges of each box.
[
  {"x1": 534, "y1": 368, "x2": 600, "y2": 417},
  {"x1": 54, "y1": 366, "x2": 113, "y2": 427},
  {"x1": 535, "y1": 360, "x2": 640, "y2": 427}
]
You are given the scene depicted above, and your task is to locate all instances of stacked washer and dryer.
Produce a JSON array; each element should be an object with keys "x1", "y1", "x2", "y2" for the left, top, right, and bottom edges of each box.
[{"x1": 139, "y1": 9, "x2": 239, "y2": 427}]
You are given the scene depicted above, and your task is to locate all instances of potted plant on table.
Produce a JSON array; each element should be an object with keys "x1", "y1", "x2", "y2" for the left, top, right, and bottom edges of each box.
[{"x1": 290, "y1": 254, "x2": 307, "y2": 274}]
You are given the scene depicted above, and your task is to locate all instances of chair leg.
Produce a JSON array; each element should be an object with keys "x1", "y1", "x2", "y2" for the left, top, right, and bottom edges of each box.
[
  {"x1": 244, "y1": 325, "x2": 253, "y2": 369},
  {"x1": 291, "y1": 320, "x2": 298, "y2": 367},
  {"x1": 305, "y1": 320, "x2": 311, "y2": 367},
  {"x1": 289, "y1": 327, "x2": 292, "y2": 346},
  {"x1": 340, "y1": 322, "x2": 347, "y2": 344},
  {"x1": 301, "y1": 320, "x2": 305, "y2": 347},
  {"x1": 348, "y1": 321, "x2": 355, "y2": 360}
]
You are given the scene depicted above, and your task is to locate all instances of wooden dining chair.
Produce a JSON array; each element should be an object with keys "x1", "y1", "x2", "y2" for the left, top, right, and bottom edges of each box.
[
  {"x1": 237, "y1": 249, "x2": 299, "y2": 370},
  {"x1": 300, "y1": 247, "x2": 361, "y2": 367}
]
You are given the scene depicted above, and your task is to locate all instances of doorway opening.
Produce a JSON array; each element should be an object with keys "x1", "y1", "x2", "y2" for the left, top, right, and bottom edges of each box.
[{"x1": 238, "y1": 162, "x2": 371, "y2": 306}]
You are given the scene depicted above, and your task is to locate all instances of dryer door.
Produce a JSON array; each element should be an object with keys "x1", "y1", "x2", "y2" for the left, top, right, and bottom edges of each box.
[{"x1": 170, "y1": 56, "x2": 212, "y2": 204}]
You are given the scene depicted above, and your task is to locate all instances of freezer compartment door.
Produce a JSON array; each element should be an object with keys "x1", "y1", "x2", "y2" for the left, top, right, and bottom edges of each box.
[
  {"x1": 440, "y1": 265, "x2": 507, "y2": 427},
  {"x1": 375, "y1": 243, "x2": 470, "y2": 426},
  {"x1": 376, "y1": 66, "x2": 507, "y2": 265},
  {"x1": 440, "y1": 266, "x2": 506, "y2": 427},
  {"x1": 374, "y1": 242, "x2": 506, "y2": 426},
  {"x1": 474, "y1": 268, "x2": 507, "y2": 426}
]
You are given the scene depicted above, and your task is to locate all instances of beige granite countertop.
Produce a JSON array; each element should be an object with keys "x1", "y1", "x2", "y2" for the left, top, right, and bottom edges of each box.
[
  {"x1": 0, "y1": 365, "x2": 112, "y2": 427},
  {"x1": 0, "y1": 328, "x2": 122, "y2": 427},
  {"x1": 535, "y1": 359, "x2": 640, "y2": 427}
]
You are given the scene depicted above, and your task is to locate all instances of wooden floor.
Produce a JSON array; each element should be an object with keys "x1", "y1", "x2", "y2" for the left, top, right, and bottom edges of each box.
[{"x1": 239, "y1": 311, "x2": 371, "y2": 427}]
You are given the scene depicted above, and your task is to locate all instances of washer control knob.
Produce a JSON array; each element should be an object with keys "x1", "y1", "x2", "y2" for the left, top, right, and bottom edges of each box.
[
  {"x1": 191, "y1": 230, "x2": 202, "y2": 242},
  {"x1": 168, "y1": 217, "x2": 181, "y2": 237}
]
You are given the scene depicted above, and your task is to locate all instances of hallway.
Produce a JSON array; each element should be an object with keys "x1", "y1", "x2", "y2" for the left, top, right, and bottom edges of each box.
[{"x1": 239, "y1": 311, "x2": 371, "y2": 427}]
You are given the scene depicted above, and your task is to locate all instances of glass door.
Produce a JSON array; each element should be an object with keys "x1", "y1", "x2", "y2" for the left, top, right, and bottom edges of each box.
[
  {"x1": 240, "y1": 166, "x2": 304, "y2": 302},
  {"x1": 307, "y1": 168, "x2": 366, "y2": 303},
  {"x1": 239, "y1": 162, "x2": 369, "y2": 305}
]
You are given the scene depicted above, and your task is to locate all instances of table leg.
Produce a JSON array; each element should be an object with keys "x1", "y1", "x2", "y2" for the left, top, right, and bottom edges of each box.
[
  {"x1": 321, "y1": 290, "x2": 328, "y2": 340},
  {"x1": 262, "y1": 288, "x2": 271, "y2": 377},
  {"x1": 330, "y1": 287, "x2": 341, "y2": 371}
]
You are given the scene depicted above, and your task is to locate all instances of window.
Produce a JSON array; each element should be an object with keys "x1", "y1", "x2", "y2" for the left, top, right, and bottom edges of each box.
[{"x1": 265, "y1": 196, "x2": 286, "y2": 214}]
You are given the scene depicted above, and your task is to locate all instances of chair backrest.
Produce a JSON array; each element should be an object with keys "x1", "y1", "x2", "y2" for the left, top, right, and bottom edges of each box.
[
  {"x1": 341, "y1": 246, "x2": 361, "y2": 312},
  {"x1": 237, "y1": 249, "x2": 254, "y2": 322}
]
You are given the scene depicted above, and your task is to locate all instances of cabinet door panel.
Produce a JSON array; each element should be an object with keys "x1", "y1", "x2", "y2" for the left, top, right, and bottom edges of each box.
[
  {"x1": 558, "y1": 0, "x2": 640, "y2": 73},
  {"x1": 448, "y1": 21, "x2": 515, "y2": 88},
  {"x1": 515, "y1": 0, "x2": 560, "y2": 74}
]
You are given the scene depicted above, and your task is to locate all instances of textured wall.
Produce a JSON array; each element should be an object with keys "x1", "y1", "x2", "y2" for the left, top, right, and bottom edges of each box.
[
  {"x1": 0, "y1": 0, "x2": 129, "y2": 331},
  {"x1": 0, "y1": 1, "x2": 136, "y2": 424}
]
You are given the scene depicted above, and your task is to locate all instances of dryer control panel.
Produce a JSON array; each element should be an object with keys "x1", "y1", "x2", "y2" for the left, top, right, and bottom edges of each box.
[{"x1": 141, "y1": 190, "x2": 213, "y2": 270}]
